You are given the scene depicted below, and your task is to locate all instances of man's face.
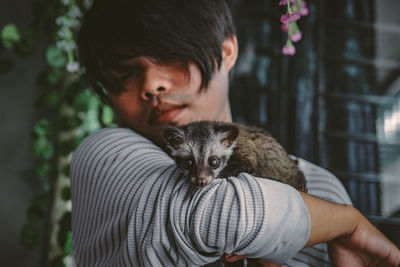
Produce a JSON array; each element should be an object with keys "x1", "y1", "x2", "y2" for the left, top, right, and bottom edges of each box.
[
  {"x1": 105, "y1": 37, "x2": 238, "y2": 145},
  {"x1": 106, "y1": 58, "x2": 231, "y2": 145}
]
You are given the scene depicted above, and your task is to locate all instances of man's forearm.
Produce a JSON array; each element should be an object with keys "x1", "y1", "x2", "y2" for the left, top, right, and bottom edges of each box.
[{"x1": 300, "y1": 192, "x2": 358, "y2": 247}]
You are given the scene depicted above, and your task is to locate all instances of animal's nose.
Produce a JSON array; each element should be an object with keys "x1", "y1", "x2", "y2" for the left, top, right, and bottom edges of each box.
[{"x1": 196, "y1": 178, "x2": 209, "y2": 187}]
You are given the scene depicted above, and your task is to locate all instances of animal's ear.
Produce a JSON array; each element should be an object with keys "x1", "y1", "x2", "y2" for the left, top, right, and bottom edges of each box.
[
  {"x1": 163, "y1": 127, "x2": 185, "y2": 149},
  {"x1": 214, "y1": 124, "x2": 239, "y2": 148}
]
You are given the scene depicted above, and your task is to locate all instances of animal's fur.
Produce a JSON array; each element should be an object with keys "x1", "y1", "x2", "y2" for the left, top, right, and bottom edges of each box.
[{"x1": 163, "y1": 121, "x2": 307, "y2": 192}]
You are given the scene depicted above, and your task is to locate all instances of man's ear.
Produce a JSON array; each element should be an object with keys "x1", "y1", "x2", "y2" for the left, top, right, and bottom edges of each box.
[
  {"x1": 214, "y1": 124, "x2": 239, "y2": 148},
  {"x1": 222, "y1": 35, "x2": 239, "y2": 73},
  {"x1": 163, "y1": 127, "x2": 185, "y2": 149}
]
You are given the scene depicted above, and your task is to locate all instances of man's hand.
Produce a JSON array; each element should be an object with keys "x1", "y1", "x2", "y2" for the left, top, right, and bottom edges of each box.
[
  {"x1": 301, "y1": 192, "x2": 400, "y2": 267},
  {"x1": 221, "y1": 254, "x2": 281, "y2": 267},
  {"x1": 223, "y1": 193, "x2": 400, "y2": 267},
  {"x1": 328, "y1": 208, "x2": 400, "y2": 267}
]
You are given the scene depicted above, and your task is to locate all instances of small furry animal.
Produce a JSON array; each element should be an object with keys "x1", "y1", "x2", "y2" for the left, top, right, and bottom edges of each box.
[{"x1": 162, "y1": 120, "x2": 307, "y2": 192}]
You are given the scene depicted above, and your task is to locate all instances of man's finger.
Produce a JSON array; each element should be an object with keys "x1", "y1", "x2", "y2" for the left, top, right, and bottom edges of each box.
[{"x1": 221, "y1": 253, "x2": 246, "y2": 262}]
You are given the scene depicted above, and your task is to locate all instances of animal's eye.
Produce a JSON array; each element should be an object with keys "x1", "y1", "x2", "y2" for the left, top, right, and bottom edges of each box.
[
  {"x1": 183, "y1": 158, "x2": 193, "y2": 169},
  {"x1": 208, "y1": 156, "x2": 220, "y2": 169}
]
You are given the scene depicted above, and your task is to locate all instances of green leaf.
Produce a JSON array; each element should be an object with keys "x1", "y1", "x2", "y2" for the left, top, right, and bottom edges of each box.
[
  {"x1": 32, "y1": 136, "x2": 54, "y2": 160},
  {"x1": 57, "y1": 212, "x2": 71, "y2": 248},
  {"x1": 31, "y1": 193, "x2": 48, "y2": 209},
  {"x1": 83, "y1": 96, "x2": 102, "y2": 132},
  {"x1": 46, "y1": 46, "x2": 66, "y2": 68},
  {"x1": 0, "y1": 58, "x2": 15, "y2": 73},
  {"x1": 64, "y1": 231, "x2": 73, "y2": 255},
  {"x1": 59, "y1": 211, "x2": 71, "y2": 232},
  {"x1": 62, "y1": 164, "x2": 71, "y2": 177},
  {"x1": 101, "y1": 105, "x2": 114, "y2": 126},
  {"x1": 43, "y1": 181, "x2": 51, "y2": 192},
  {"x1": 45, "y1": 91, "x2": 60, "y2": 108},
  {"x1": 20, "y1": 223, "x2": 40, "y2": 248},
  {"x1": 1, "y1": 24, "x2": 20, "y2": 49},
  {"x1": 34, "y1": 163, "x2": 51, "y2": 178},
  {"x1": 57, "y1": 230, "x2": 68, "y2": 249},
  {"x1": 61, "y1": 186, "x2": 71, "y2": 201},
  {"x1": 27, "y1": 205, "x2": 45, "y2": 223},
  {"x1": 88, "y1": 94, "x2": 101, "y2": 111},
  {"x1": 73, "y1": 89, "x2": 92, "y2": 112},
  {"x1": 35, "y1": 90, "x2": 57, "y2": 108},
  {"x1": 59, "y1": 137, "x2": 81, "y2": 156},
  {"x1": 84, "y1": 110, "x2": 101, "y2": 133},
  {"x1": 47, "y1": 68, "x2": 63, "y2": 84},
  {"x1": 65, "y1": 79, "x2": 90, "y2": 103},
  {"x1": 33, "y1": 119, "x2": 50, "y2": 136},
  {"x1": 60, "y1": 116, "x2": 82, "y2": 133}
]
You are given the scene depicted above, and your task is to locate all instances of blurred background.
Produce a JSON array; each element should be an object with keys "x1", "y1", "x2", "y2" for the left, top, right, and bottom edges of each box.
[{"x1": 1, "y1": 0, "x2": 399, "y2": 266}]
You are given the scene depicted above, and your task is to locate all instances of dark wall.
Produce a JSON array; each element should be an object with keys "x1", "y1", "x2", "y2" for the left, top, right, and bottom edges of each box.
[{"x1": 0, "y1": 0, "x2": 45, "y2": 266}]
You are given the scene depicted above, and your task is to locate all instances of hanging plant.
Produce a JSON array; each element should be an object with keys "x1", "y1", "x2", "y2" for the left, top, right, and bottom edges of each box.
[
  {"x1": 1, "y1": 0, "x2": 114, "y2": 266},
  {"x1": 279, "y1": 0, "x2": 309, "y2": 55}
]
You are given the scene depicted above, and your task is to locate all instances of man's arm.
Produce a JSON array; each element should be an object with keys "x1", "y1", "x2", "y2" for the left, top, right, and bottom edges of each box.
[
  {"x1": 302, "y1": 192, "x2": 400, "y2": 266},
  {"x1": 184, "y1": 172, "x2": 311, "y2": 264},
  {"x1": 225, "y1": 192, "x2": 400, "y2": 266},
  {"x1": 302, "y1": 192, "x2": 355, "y2": 247}
]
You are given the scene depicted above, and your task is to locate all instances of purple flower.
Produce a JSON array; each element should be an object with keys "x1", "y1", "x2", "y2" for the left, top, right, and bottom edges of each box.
[
  {"x1": 280, "y1": 13, "x2": 300, "y2": 24},
  {"x1": 279, "y1": 0, "x2": 308, "y2": 55},
  {"x1": 295, "y1": 0, "x2": 309, "y2": 16},
  {"x1": 299, "y1": 6, "x2": 309, "y2": 16},
  {"x1": 282, "y1": 44, "x2": 296, "y2": 55},
  {"x1": 281, "y1": 23, "x2": 289, "y2": 32},
  {"x1": 279, "y1": 0, "x2": 295, "y2": 5},
  {"x1": 290, "y1": 31, "x2": 302, "y2": 42}
]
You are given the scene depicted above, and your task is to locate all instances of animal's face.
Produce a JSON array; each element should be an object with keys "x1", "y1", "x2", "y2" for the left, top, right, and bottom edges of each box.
[{"x1": 163, "y1": 121, "x2": 238, "y2": 187}]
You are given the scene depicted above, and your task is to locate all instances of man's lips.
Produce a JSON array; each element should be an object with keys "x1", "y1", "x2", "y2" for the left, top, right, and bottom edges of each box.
[{"x1": 149, "y1": 103, "x2": 187, "y2": 125}]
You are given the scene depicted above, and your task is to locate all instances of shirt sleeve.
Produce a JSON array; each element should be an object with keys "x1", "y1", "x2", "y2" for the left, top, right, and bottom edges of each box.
[
  {"x1": 171, "y1": 173, "x2": 310, "y2": 264},
  {"x1": 70, "y1": 127, "x2": 310, "y2": 266}
]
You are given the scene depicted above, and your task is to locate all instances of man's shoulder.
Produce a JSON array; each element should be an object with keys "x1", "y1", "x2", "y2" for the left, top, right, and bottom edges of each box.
[
  {"x1": 79, "y1": 127, "x2": 149, "y2": 146},
  {"x1": 70, "y1": 127, "x2": 174, "y2": 185},
  {"x1": 74, "y1": 127, "x2": 153, "y2": 154},
  {"x1": 71, "y1": 127, "x2": 165, "y2": 168},
  {"x1": 296, "y1": 157, "x2": 337, "y2": 180}
]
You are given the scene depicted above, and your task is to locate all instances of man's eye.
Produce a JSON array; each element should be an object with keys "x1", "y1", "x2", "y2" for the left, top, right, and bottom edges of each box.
[
  {"x1": 208, "y1": 156, "x2": 219, "y2": 169},
  {"x1": 117, "y1": 72, "x2": 134, "y2": 82}
]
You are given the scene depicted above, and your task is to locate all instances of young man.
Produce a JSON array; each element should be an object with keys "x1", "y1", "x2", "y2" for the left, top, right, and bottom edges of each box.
[{"x1": 71, "y1": 0, "x2": 400, "y2": 266}]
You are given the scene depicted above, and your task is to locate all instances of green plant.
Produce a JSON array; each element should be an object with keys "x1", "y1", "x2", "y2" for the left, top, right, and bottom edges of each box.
[{"x1": 1, "y1": 0, "x2": 114, "y2": 266}]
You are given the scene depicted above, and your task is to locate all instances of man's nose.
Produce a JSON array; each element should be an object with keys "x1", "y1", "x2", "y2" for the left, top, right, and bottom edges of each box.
[{"x1": 141, "y1": 67, "x2": 172, "y2": 102}]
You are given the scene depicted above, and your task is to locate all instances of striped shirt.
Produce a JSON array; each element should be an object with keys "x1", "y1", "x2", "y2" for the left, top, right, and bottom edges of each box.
[{"x1": 70, "y1": 127, "x2": 351, "y2": 266}]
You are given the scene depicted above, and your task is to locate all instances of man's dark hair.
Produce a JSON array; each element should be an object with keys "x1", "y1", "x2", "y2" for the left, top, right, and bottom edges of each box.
[{"x1": 77, "y1": 0, "x2": 236, "y2": 104}]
